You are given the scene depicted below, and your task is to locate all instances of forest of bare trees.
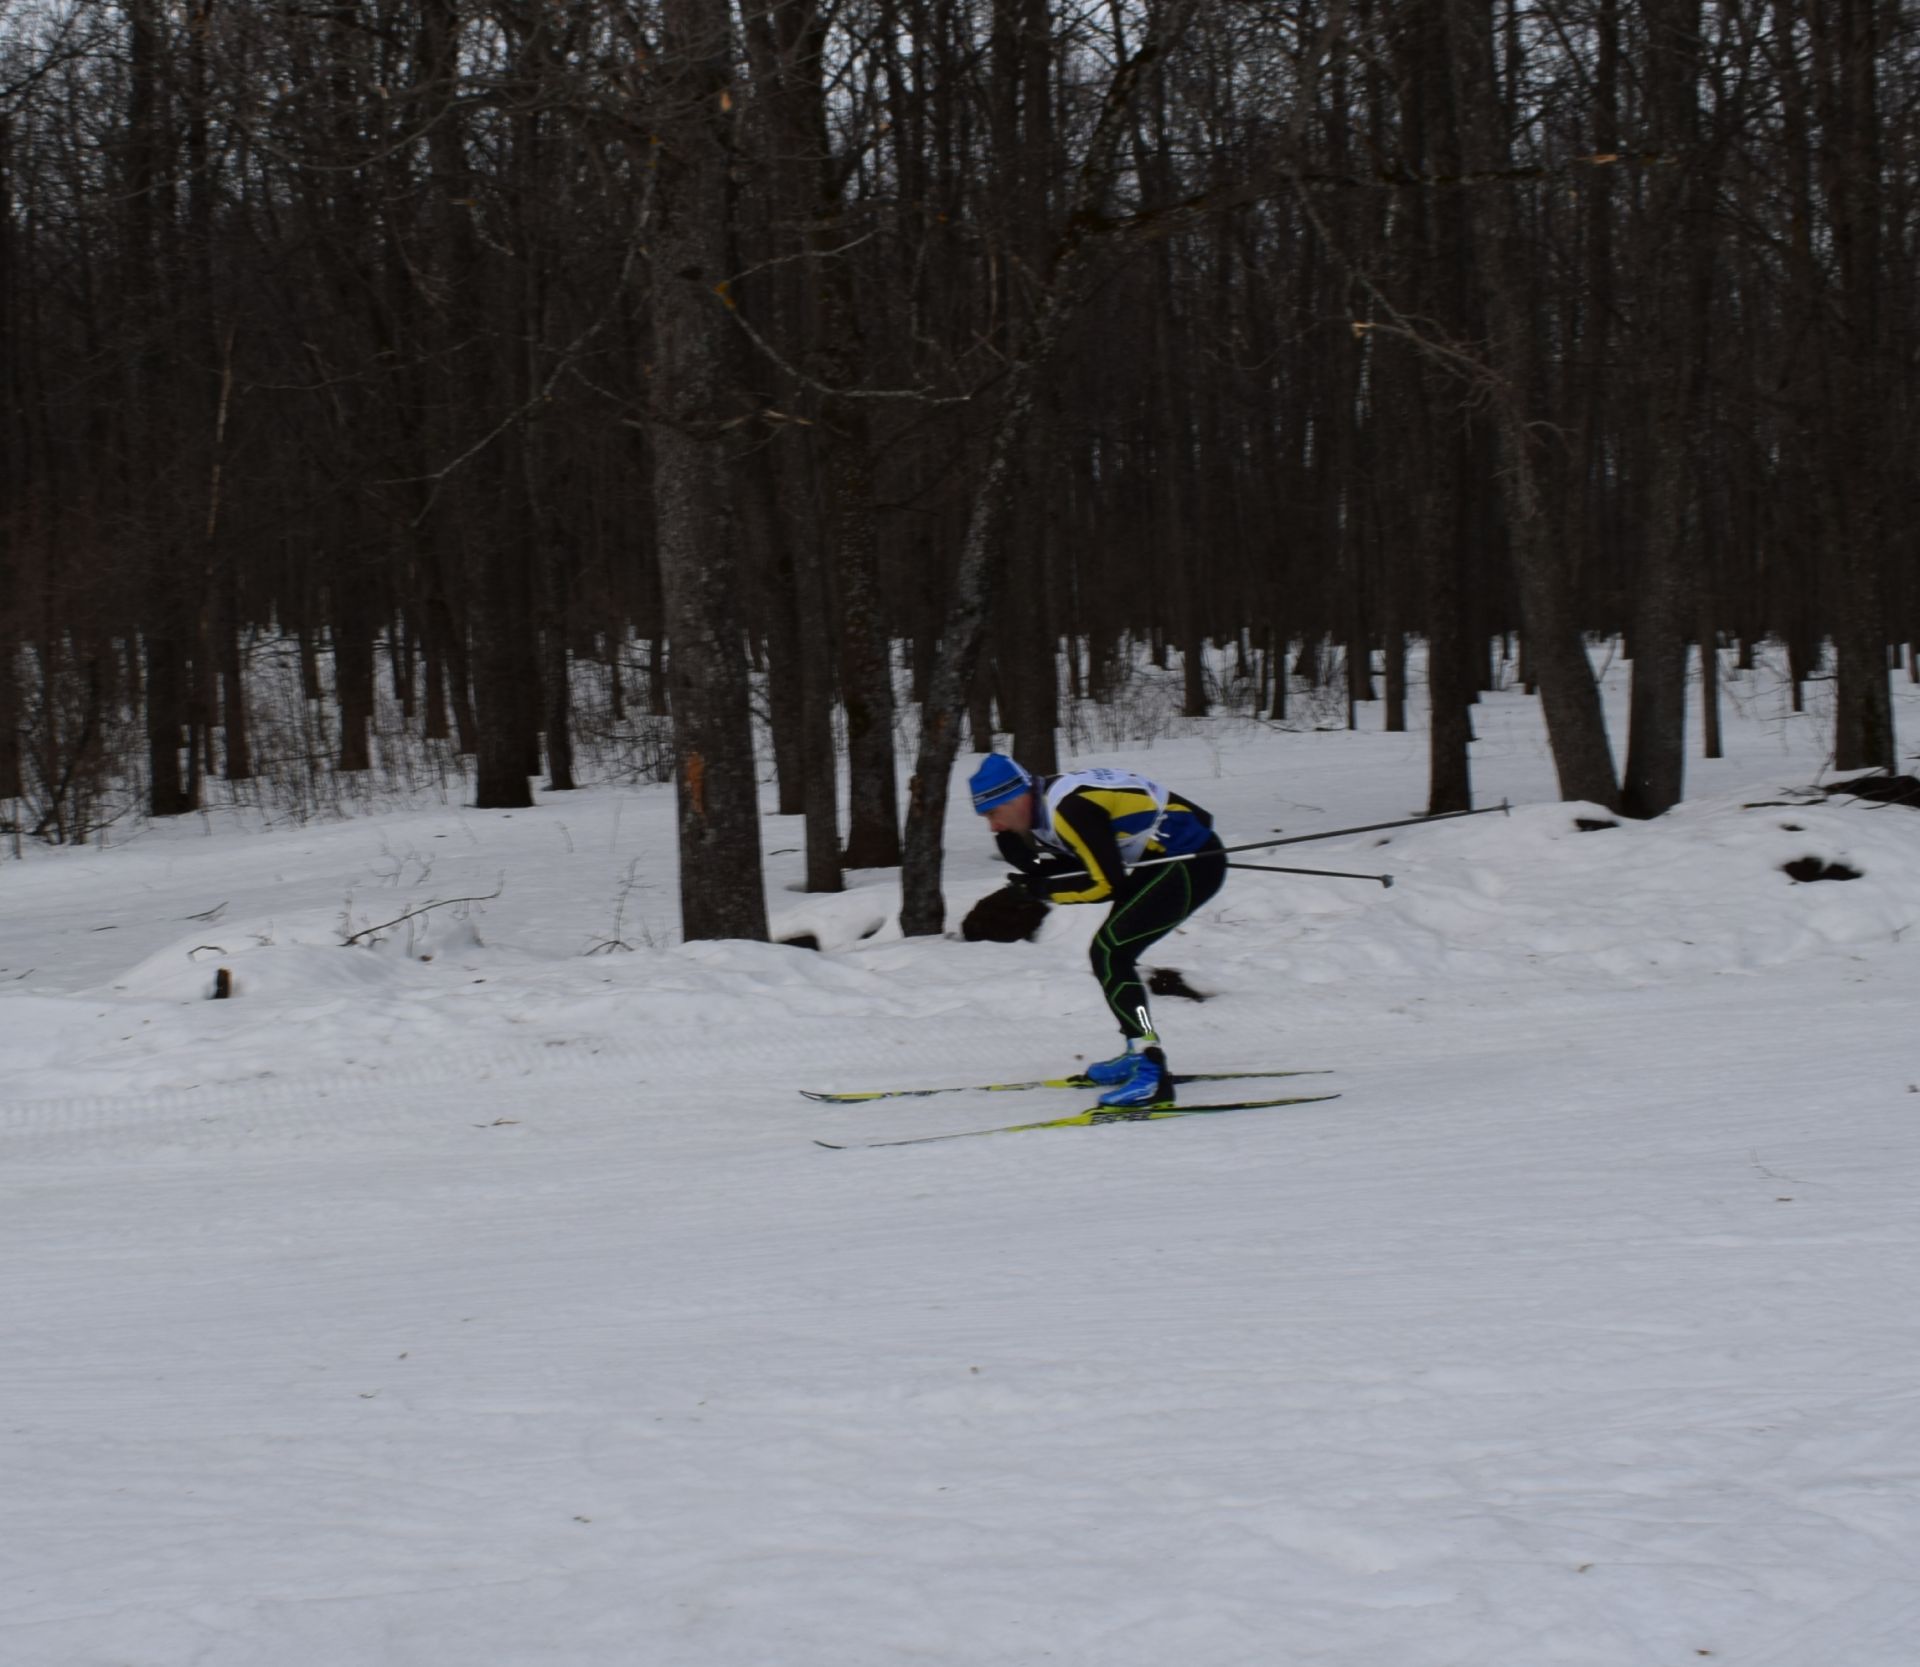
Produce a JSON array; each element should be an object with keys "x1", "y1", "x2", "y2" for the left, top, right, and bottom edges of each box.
[{"x1": 3, "y1": 1, "x2": 1916, "y2": 936}]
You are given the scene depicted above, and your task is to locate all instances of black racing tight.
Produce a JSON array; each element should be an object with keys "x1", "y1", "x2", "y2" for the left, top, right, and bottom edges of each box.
[{"x1": 1089, "y1": 839, "x2": 1226, "y2": 1040}]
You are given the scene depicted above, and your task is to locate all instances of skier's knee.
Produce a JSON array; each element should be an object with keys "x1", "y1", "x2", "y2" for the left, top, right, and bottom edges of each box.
[{"x1": 1092, "y1": 936, "x2": 1136, "y2": 982}]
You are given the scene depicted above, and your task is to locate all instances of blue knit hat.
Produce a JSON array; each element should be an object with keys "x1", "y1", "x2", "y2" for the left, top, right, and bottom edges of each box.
[{"x1": 968, "y1": 753, "x2": 1033, "y2": 814}]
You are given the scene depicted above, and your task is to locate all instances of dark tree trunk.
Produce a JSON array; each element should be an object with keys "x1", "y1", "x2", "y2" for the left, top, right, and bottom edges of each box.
[
  {"x1": 1383, "y1": 629, "x2": 1407, "y2": 734},
  {"x1": 1621, "y1": 0, "x2": 1709, "y2": 820},
  {"x1": 650, "y1": 0, "x2": 769, "y2": 941},
  {"x1": 1699, "y1": 627, "x2": 1724, "y2": 761},
  {"x1": 333, "y1": 575, "x2": 376, "y2": 773},
  {"x1": 738, "y1": 5, "x2": 838, "y2": 881},
  {"x1": 760, "y1": 498, "x2": 808, "y2": 818},
  {"x1": 543, "y1": 566, "x2": 576, "y2": 791},
  {"x1": 470, "y1": 539, "x2": 537, "y2": 807},
  {"x1": 1456, "y1": 0, "x2": 1619, "y2": 809},
  {"x1": 790, "y1": 513, "x2": 843, "y2": 895},
  {"x1": 1392, "y1": 0, "x2": 1476, "y2": 812},
  {"x1": 0, "y1": 618, "x2": 18, "y2": 804},
  {"x1": 1821, "y1": 0, "x2": 1897, "y2": 774},
  {"x1": 997, "y1": 476, "x2": 1061, "y2": 777},
  {"x1": 145, "y1": 631, "x2": 194, "y2": 817},
  {"x1": 125, "y1": 0, "x2": 197, "y2": 819},
  {"x1": 745, "y1": 1, "x2": 899, "y2": 868},
  {"x1": 0, "y1": 111, "x2": 17, "y2": 803},
  {"x1": 826, "y1": 417, "x2": 901, "y2": 868},
  {"x1": 1425, "y1": 461, "x2": 1476, "y2": 815},
  {"x1": 901, "y1": 362, "x2": 1048, "y2": 935}
]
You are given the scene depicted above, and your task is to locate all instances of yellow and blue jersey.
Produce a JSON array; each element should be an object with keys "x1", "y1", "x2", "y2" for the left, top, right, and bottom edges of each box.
[{"x1": 1031, "y1": 768, "x2": 1216, "y2": 904}]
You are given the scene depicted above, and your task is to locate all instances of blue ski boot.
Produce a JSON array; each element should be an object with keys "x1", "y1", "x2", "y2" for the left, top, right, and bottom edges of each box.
[
  {"x1": 1082, "y1": 1042, "x2": 1144, "y2": 1086},
  {"x1": 1097, "y1": 1046, "x2": 1171, "y2": 1108}
]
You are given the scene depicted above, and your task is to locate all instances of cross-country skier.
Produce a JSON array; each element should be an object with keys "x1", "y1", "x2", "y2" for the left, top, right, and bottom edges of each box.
[{"x1": 968, "y1": 753, "x2": 1227, "y2": 1109}]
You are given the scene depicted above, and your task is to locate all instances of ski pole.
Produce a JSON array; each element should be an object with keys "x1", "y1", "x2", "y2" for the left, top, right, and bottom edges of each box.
[
  {"x1": 1228, "y1": 862, "x2": 1394, "y2": 888},
  {"x1": 1104, "y1": 799, "x2": 1511, "y2": 873},
  {"x1": 1039, "y1": 800, "x2": 1507, "y2": 885},
  {"x1": 1220, "y1": 799, "x2": 1511, "y2": 856}
]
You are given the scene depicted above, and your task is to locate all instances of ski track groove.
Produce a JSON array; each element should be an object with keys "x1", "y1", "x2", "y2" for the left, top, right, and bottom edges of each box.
[
  {"x1": 0, "y1": 1035, "x2": 657, "y2": 1158},
  {"x1": 1741, "y1": 1585, "x2": 1920, "y2": 1667}
]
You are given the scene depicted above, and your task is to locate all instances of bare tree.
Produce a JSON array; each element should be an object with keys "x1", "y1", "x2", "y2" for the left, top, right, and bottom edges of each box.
[{"x1": 648, "y1": 0, "x2": 771, "y2": 940}]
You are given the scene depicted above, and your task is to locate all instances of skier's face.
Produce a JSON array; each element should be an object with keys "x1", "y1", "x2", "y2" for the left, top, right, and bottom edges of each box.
[{"x1": 984, "y1": 792, "x2": 1034, "y2": 835}]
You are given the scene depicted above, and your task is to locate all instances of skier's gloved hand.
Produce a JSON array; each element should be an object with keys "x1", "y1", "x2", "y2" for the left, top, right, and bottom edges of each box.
[
  {"x1": 1003, "y1": 871, "x2": 1052, "y2": 903},
  {"x1": 1110, "y1": 864, "x2": 1150, "y2": 903},
  {"x1": 1034, "y1": 853, "x2": 1087, "y2": 892}
]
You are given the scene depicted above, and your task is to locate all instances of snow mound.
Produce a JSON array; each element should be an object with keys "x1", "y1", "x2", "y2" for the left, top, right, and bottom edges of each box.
[{"x1": 1191, "y1": 795, "x2": 1920, "y2": 991}]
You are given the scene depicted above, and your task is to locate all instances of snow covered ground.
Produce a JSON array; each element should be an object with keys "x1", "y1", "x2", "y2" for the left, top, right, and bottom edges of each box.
[{"x1": 5, "y1": 655, "x2": 1919, "y2": 1667}]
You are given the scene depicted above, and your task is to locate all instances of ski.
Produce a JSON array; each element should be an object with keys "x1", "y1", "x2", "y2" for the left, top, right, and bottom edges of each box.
[
  {"x1": 800, "y1": 1069, "x2": 1329, "y2": 1104},
  {"x1": 813, "y1": 1092, "x2": 1340, "y2": 1149}
]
